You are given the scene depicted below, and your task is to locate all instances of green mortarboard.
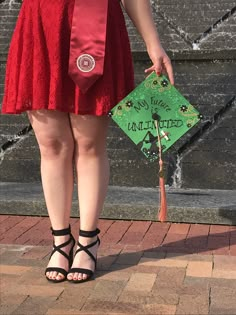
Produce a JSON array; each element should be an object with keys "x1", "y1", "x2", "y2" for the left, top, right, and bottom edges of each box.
[
  {"x1": 109, "y1": 72, "x2": 201, "y2": 162},
  {"x1": 109, "y1": 72, "x2": 202, "y2": 221}
]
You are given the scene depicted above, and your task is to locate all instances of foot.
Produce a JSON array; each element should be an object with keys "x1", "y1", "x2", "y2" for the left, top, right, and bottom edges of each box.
[
  {"x1": 46, "y1": 234, "x2": 73, "y2": 282},
  {"x1": 67, "y1": 235, "x2": 99, "y2": 282}
]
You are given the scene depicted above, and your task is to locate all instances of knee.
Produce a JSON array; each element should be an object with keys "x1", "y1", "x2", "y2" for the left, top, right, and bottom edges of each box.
[
  {"x1": 77, "y1": 138, "x2": 105, "y2": 157},
  {"x1": 38, "y1": 137, "x2": 74, "y2": 160}
]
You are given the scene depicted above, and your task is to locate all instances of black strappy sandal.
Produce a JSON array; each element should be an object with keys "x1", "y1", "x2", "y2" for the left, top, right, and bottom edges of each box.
[
  {"x1": 45, "y1": 225, "x2": 75, "y2": 283},
  {"x1": 67, "y1": 228, "x2": 100, "y2": 283}
]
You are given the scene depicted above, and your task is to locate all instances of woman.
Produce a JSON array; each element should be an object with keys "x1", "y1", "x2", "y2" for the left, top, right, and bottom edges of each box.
[{"x1": 2, "y1": 0, "x2": 174, "y2": 283}]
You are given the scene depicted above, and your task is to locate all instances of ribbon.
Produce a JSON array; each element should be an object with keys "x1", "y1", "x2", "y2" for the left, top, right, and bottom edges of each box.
[
  {"x1": 68, "y1": 0, "x2": 109, "y2": 93},
  {"x1": 153, "y1": 114, "x2": 168, "y2": 222}
]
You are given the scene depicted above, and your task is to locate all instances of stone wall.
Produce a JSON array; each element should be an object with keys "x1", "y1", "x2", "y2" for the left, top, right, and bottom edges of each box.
[{"x1": 0, "y1": 0, "x2": 236, "y2": 189}]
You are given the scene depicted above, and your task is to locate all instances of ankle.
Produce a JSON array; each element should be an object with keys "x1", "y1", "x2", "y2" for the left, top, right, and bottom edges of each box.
[
  {"x1": 78, "y1": 235, "x2": 98, "y2": 246},
  {"x1": 54, "y1": 234, "x2": 70, "y2": 246}
]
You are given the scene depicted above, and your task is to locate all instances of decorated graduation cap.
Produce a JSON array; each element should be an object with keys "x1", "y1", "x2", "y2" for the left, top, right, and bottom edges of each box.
[{"x1": 109, "y1": 72, "x2": 202, "y2": 221}]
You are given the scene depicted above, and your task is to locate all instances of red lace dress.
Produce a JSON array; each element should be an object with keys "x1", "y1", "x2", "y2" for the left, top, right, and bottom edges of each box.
[{"x1": 2, "y1": 0, "x2": 134, "y2": 116}]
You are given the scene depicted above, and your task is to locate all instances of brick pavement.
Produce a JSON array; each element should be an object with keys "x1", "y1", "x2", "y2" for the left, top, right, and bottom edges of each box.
[{"x1": 0, "y1": 215, "x2": 236, "y2": 314}]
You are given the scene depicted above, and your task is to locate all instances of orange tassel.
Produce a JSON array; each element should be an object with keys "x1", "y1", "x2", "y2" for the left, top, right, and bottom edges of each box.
[
  {"x1": 158, "y1": 159, "x2": 167, "y2": 222},
  {"x1": 154, "y1": 119, "x2": 168, "y2": 222}
]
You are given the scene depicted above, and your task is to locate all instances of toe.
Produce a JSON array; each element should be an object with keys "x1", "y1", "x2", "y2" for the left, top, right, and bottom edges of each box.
[
  {"x1": 52, "y1": 271, "x2": 58, "y2": 279},
  {"x1": 82, "y1": 273, "x2": 88, "y2": 281},
  {"x1": 73, "y1": 272, "x2": 80, "y2": 281},
  {"x1": 56, "y1": 273, "x2": 64, "y2": 281},
  {"x1": 67, "y1": 273, "x2": 73, "y2": 280}
]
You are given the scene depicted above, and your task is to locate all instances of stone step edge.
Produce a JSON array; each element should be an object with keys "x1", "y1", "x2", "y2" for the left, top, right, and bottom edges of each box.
[{"x1": 0, "y1": 183, "x2": 236, "y2": 225}]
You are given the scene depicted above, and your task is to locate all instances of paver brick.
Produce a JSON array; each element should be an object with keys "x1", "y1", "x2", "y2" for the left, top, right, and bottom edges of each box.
[
  {"x1": 0, "y1": 215, "x2": 9, "y2": 223},
  {"x1": 21, "y1": 246, "x2": 50, "y2": 260},
  {"x1": 212, "y1": 247, "x2": 230, "y2": 255},
  {"x1": 141, "y1": 222, "x2": 169, "y2": 247},
  {"x1": 176, "y1": 294, "x2": 209, "y2": 315},
  {"x1": 0, "y1": 294, "x2": 28, "y2": 315},
  {"x1": 178, "y1": 282, "x2": 209, "y2": 296},
  {"x1": 98, "y1": 219, "x2": 115, "y2": 236},
  {"x1": 210, "y1": 277, "x2": 236, "y2": 289},
  {"x1": 46, "y1": 289, "x2": 90, "y2": 313},
  {"x1": 101, "y1": 221, "x2": 132, "y2": 244},
  {"x1": 229, "y1": 243, "x2": 236, "y2": 255},
  {"x1": 88, "y1": 279, "x2": 126, "y2": 302},
  {"x1": 0, "y1": 249, "x2": 25, "y2": 265},
  {"x1": 143, "y1": 303, "x2": 177, "y2": 315},
  {"x1": 124, "y1": 272, "x2": 157, "y2": 292},
  {"x1": 0, "y1": 216, "x2": 42, "y2": 244},
  {"x1": 13, "y1": 218, "x2": 51, "y2": 245},
  {"x1": 0, "y1": 264, "x2": 32, "y2": 274},
  {"x1": 188, "y1": 224, "x2": 210, "y2": 236},
  {"x1": 210, "y1": 285, "x2": 236, "y2": 312},
  {"x1": 166, "y1": 252, "x2": 213, "y2": 262},
  {"x1": 186, "y1": 261, "x2": 212, "y2": 277},
  {"x1": 168, "y1": 223, "x2": 190, "y2": 235},
  {"x1": 47, "y1": 309, "x2": 82, "y2": 315},
  {"x1": 153, "y1": 267, "x2": 186, "y2": 289},
  {"x1": 81, "y1": 299, "x2": 143, "y2": 314},
  {"x1": 2, "y1": 283, "x2": 64, "y2": 297},
  {"x1": 209, "y1": 307, "x2": 236, "y2": 314},
  {"x1": 183, "y1": 276, "x2": 211, "y2": 287},
  {"x1": 161, "y1": 233, "x2": 186, "y2": 247},
  {"x1": 121, "y1": 220, "x2": 151, "y2": 238},
  {"x1": 11, "y1": 296, "x2": 57, "y2": 315},
  {"x1": 142, "y1": 251, "x2": 166, "y2": 259},
  {"x1": 0, "y1": 216, "x2": 25, "y2": 236},
  {"x1": 212, "y1": 268, "x2": 236, "y2": 279},
  {"x1": 209, "y1": 225, "x2": 230, "y2": 235},
  {"x1": 214, "y1": 254, "x2": 236, "y2": 269},
  {"x1": 139, "y1": 257, "x2": 188, "y2": 268},
  {"x1": 208, "y1": 236, "x2": 229, "y2": 250},
  {"x1": 16, "y1": 266, "x2": 49, "y2": 285},
  {"x1": 96, "y1": 270, "x2": 131, "y2": 281},
  {"x1": 115, "y1": 250, "x2": 143, "y2": 265},
  {"x1": 185, "y1": 235, "x2": 208, "y2": 249},
  {"x1": 97, "y1": 255, "x2": 118, "y2": 270},
  {"x1": 135, "y1": 264, "x2": 161, "y2": 274}
]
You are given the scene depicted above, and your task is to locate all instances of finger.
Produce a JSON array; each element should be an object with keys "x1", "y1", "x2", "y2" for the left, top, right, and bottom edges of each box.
[
  {"x1": 144, "y1": 65, "x2": 155, "y2": 74},
  {"x1": 164, "y1": 61, "x2": 174, "y2": 85},
  {"x1": 154, "y1": 59, "x2": 162, "y2": 76}
]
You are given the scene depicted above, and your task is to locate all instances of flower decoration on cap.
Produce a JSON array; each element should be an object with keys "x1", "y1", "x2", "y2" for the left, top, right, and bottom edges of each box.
[
  {"x1": 161, "y1": 79, "x2": 169, "y2": 88},
  {"x1": 126, "y1": 100, "x2": 133, "y2": 108},
  {"x1": 180, "y1": 105, "x2": 188, "y2": 112},
  {"x1": 198, "y1": 114, "x2": 204, "y2": 120}
]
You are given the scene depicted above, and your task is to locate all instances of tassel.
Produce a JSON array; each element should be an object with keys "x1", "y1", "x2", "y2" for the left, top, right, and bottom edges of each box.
[
  {"x1": 158, "y1": 159, "x2": 167, "y2": 222},
  {"x1": 154, "y1": 117, "x2": 168, "y2": 222}
]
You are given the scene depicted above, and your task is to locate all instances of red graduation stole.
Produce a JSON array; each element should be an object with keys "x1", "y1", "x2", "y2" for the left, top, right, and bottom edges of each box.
[{"x1": 68, "y1": 0, "x2": 109, "y2": 93}]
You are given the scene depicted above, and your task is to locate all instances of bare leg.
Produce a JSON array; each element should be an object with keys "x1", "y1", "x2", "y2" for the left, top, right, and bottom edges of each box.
[
  {"x1": 67, "y1": 114, "x2": 110, "y2": 281},
  {"x1": 28, "y1": 110, "x2": 75, "y2": 281}
]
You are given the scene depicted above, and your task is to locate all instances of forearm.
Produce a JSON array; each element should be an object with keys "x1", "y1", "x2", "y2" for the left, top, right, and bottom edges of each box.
[{"x1": 121, "y1": 0, "x2": 161, "y2": 50}]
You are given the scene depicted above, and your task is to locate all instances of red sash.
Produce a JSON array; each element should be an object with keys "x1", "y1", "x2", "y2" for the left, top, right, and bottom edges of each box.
[{"x1": 68, "y1": 0, "x2": 109, "y2": 93}]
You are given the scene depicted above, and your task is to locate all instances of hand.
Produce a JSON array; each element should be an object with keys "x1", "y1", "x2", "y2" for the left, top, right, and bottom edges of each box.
[{"x1": 145, "y1": 45, "x2": 174, "y2": 85}]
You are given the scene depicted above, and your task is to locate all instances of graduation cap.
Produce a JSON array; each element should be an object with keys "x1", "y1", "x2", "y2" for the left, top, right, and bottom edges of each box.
[{"x1": 109, "y1": 72, "x2": 202, "y2": 221}]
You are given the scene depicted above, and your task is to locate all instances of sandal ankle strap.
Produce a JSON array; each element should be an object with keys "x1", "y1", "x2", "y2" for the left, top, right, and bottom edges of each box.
[
  {"x1": 51, "y1": 225, "x2": 71, "y2": 236},
  {"x1": 79, "y1": 228, "x2": 100, "y2": 238}
]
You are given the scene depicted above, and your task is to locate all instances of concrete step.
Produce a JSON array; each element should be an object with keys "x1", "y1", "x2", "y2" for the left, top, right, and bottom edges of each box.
[{"x1": 0, "y1": 182, "x2": 236, "y2": 225}]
